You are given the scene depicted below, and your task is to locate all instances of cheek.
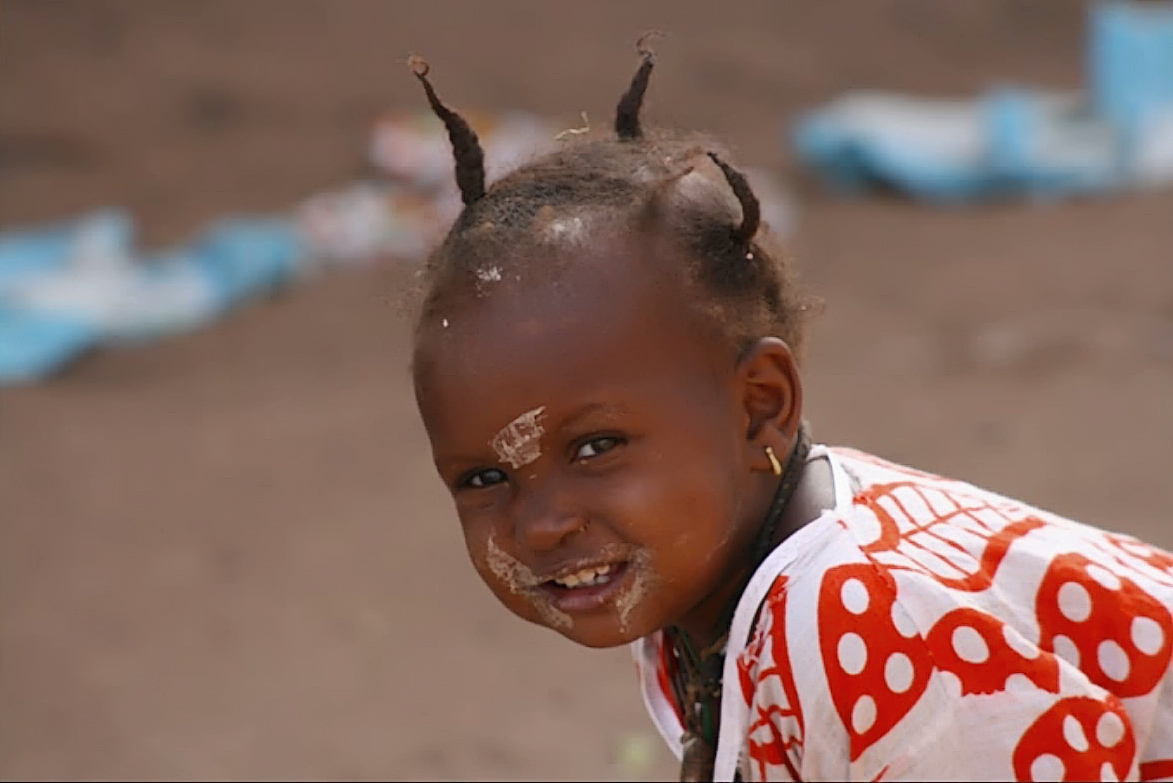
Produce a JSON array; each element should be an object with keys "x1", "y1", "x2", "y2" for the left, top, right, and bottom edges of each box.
[
  {"x1": 464, "y1": 530, "x2": 497, "y2": 585},
  {"x1": 461, "y1": 519, "x2": 512, "y2": 593},
  {"x1": 594, "y1": 453, "x2": 744, "y2": 629},
  {"x1": 606, "y1": 444, "x2": 743, "y2": 550},
  {"x1": 461, "y1": 518, "x2": 576, "y2": 632}
]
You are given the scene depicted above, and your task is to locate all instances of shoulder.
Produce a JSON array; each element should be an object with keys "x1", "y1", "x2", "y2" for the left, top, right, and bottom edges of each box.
[
  {"x1": 827, "y1": 447, "x2": 1173, "y2": 598},
  {"x1": 737, "y1": 545, "x2": 1161, "y2": 780},
  {"x1": 736, "y1": 448, "x2": 1173, "y2": 778},
  {"x1": 825, "y1": 448, "x2": 1173, "y2": 706}
]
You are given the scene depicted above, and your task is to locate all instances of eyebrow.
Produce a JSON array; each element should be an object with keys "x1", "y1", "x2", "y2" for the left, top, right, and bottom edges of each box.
[
  {"x1": 435, "y1": 401, "x2": 632, "y2": 472},
  {"x1": 553, "y1": 401, "x2": 631, "y2": 433}
]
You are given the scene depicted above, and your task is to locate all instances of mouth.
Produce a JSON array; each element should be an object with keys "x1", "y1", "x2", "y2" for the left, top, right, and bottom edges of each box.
[{"x1": 535, "y1": 560, "x2": 632, "y2": 614}]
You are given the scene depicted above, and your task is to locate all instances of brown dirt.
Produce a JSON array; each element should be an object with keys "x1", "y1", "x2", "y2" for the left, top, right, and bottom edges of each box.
[{"x1": 2, "y1": 1, "x2": 1170, "y2": 780}]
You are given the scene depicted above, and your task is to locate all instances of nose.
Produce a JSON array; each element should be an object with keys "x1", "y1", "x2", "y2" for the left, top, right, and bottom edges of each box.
[{"x1": 512, "y1": 484, "x2": 586, "y2": 553}]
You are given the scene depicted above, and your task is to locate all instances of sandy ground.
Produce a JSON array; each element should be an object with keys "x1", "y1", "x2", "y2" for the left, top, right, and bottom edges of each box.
[{"x1": 2, "y1": 1, "x2": 1171, "y2": 780}]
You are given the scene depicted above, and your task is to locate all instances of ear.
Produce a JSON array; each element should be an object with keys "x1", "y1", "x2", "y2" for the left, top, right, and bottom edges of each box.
[{"x1": 736, "y1": 337, "x2": 803, "y2": 467}]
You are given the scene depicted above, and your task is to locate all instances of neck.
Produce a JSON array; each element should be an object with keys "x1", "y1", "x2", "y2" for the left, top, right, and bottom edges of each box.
[
  {"x1": 670, "y1": 440, "x2": 834, "y2": 650},
  {"x1": 672, "y1": 551, "x2": 761, "y2": 651}
]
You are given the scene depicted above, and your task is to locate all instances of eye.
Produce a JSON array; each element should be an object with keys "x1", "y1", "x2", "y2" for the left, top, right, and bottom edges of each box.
[
  {"x1": 459, "y1": 468, "x2": 508, "y2": 490},
  {"x1": 574, "y1": 435, "x2": 623, "y2": 462}
]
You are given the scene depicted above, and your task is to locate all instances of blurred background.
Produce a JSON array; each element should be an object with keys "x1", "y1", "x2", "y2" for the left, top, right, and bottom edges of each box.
[{"x1": 2, "y1": 1, "x2": 1171, "y2": 780}]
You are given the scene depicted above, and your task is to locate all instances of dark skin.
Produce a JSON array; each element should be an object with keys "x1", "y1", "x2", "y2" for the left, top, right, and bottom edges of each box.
[{"x1": 413, "y1": 229, "x2": 833, "y2": 650}]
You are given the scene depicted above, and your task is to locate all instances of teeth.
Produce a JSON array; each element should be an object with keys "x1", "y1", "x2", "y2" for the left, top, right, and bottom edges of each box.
[{"x1": 553, "y1": 563, "x2": 616, "y2": 589}]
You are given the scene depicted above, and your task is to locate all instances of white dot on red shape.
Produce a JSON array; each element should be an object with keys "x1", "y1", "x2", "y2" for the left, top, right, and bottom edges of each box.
[
  {"x1": 1096, "y1": 711, "x2": 1125, "y2": 747},
  {"x1": 884, "y1": 652, "x2": 914, "y2": 693},
  {"x1": 1098, "y1": 640, "x2": 1130, "y2": 682},
  {"x1": 840, "y1": 578, "x2": 869, "y2": 615},
  {"x1": 1052, "y1": 635, "x2": 1081, "y2": 668},
  {"x1": 1030, "y1": 753, "x2": 1065, "y2": 782},
  {"x1": 838, "y1": 632, "x2": 867, "y2": 675},
  {"x1": 1131, "y1": 616, "x2": 1164, "y2": 656},
  {"x1": 952, "y1": 625, "x2": 990, "y2": 664},
  {"x1": 1006, "y1": 673, "x2": 1036, "y2": 691},
  {"x1": 1063, "y1": 714, "x2": 1089, "y2": 751},
  {"x1": 851, "y1": 695, "x2": 876, "y2": 734},
  {"x1": 1101, "y1": 761, "x2": 1119, "y2": 782},
  {"x1": 1058, "y1": 581, "x2": 1092, "y2": 623},
  {"x1": 1086, "y1": 564, "x2": 1122, "y2": 591}
]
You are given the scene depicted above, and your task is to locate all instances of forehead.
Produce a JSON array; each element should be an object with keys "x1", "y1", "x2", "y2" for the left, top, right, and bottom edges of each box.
[{"x1": 413, "y1": 234, "x2": 732, "y2": 444}]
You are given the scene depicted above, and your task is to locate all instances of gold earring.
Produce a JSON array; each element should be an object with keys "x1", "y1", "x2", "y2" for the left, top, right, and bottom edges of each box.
[{"x1": 765, "y1": 445, "x2": 783, "y2": 476}]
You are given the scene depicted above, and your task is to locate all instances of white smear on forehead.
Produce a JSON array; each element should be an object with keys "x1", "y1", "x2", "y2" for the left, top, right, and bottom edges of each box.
[
  {"x1": 542, "y1": 215, "x2": 587, "y2": 247},
  {"x1": 490, "y1": 406, "x2": 547, "y2": 469},
  {"x1": 485, "y1": 534, "x2": 572, "y2": 630}
]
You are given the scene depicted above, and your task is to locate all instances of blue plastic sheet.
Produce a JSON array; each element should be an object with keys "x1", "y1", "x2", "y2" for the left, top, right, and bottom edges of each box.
[
  {"x1": 791, "y1": 1, "x2": 1173, "y2": 203},
  {"x1": 0, "y1": 210, "x2": 306, "y2": 385}
]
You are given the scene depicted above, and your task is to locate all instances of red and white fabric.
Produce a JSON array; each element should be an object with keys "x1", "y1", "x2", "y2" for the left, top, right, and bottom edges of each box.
[{"x1": 633, "y1": 446, "x2": 1173, "y2": 781}]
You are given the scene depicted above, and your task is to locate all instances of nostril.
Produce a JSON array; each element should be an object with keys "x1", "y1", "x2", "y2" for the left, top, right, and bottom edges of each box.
[{"x1": 514, "y1": 504, "x2": 588, "y2": 552}]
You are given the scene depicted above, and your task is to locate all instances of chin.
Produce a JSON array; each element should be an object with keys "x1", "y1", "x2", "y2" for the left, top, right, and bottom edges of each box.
[
  {"x1": 496, "y1": 586, "x2": 663, "y2": 648},
  {"x1": 548, "y1": 615, "x2": 654, "y2": 649}
]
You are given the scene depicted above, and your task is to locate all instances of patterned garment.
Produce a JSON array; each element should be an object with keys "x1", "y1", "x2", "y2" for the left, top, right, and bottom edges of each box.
[{"x1": 633, "y1": 446, "x2": 1173, "y2": 781}]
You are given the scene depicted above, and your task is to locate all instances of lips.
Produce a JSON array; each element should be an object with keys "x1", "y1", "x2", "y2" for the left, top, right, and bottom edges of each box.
[{"x1": 536, "y1": 560, "x2": 632, "y2": 613}]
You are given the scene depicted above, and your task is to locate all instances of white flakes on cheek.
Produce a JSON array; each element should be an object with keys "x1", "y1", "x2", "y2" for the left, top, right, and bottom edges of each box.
[
  {"x1": 615, "y1": 549, "x2": 656, "y2": 636},
  {"x1": 490, "y1": 406, "x2": 547, "y2": 469},
  {"x1": 485, "y1": 534, "x2": 572, "y2": 630}
]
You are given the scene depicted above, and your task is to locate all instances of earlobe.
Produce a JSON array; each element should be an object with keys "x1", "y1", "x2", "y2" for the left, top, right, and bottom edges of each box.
[{"x1": 738, "y1": 336, "x2": 803, "y2": 452}]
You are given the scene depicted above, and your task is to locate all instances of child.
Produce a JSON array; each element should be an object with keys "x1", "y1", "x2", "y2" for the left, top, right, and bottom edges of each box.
[{"x1": 406, "y1": 41, "x2": 1173, "y2": 782}]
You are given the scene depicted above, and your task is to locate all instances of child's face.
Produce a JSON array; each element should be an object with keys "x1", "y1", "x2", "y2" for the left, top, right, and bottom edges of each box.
[{"x1": 413, "y1": 233, "x2": 779, "y2": 648}]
